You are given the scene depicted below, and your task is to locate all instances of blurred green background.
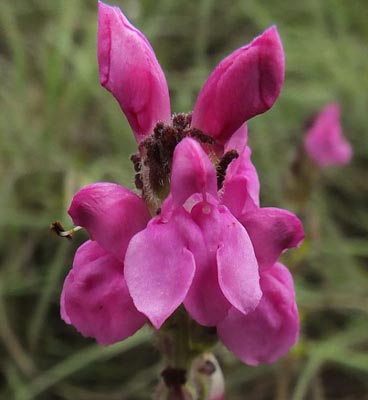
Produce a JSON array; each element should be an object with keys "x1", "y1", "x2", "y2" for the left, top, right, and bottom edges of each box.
[{"x1": 1, "y1": 0, "x2": 367, "y2": 399}]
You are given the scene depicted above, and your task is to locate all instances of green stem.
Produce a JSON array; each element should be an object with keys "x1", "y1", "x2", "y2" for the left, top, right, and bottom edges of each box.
[{"x1": 154, "y1": 309, "x2": 223, "y2": 399}]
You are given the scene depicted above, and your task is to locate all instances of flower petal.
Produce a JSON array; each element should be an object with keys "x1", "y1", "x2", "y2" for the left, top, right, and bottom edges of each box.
[
  {"x1": 98, "y1": 1, "x2": 171, "y2": 141},
  {"x1": 184, "y1": 201, "x2": 261, "y2": 325},
  {"x1": 218, "y1": 263, "x2": 299, "y2": 366},
  {"x1": 221, "y1": 146, "x2": 260, "y2": 215},
  {"x1": 216, "y1": 205, "x2": 261, "y2": 315},
  {"x1": 304, "y1": 103, "x2": 352, "y2": 167},
  {"x1": 185, "y1": 200, "x2": 232, "y2": 326},
  {"x1": 60, "y1": 288, "x2": 70, "y2": 324},
  {"x1": 61, "y1": 240, "x2": 146, "y2": 345},
  {"x1": 192, "y1": 26, "x2": 284, "y2": 144},
  {"x1": 68, "y1": 182, "x2": 150, "y2": 261},
  {"x1": 170, "y1": 138, "x2": 218, "y2": 209},
  {"x1": 124, "y1": 210, "x2": 196, "y2": 329},
  {"x1": 224, "y1": 123, "x2": 249, "y2": 154},
  {"x1": 184, "y1": 257, "x2": 232, "y2": 326},
  {"x1": 239, "y1": 207, "x2": 304, "y2": 271},
  {"x1": 184, "y1": 244, "x2": 231, "y2": 327}
]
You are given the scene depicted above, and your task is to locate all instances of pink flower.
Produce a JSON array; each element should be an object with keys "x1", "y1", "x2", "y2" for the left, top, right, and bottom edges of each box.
[
  {"x1": 60, "y1": 1, "x2": 303, "y2": 365},
  {"x1": 125, "y1": 138, "x2": 262, "y2": 329},
  {"x1": 124, "y1": 138, "x2": 303, "y2": 345},
  {"x1": 62, "y1": 138, "x2": 302, "y2": 360},
  {"x1": 304, "y1": 103, "x2": 352, "y2": 167}
]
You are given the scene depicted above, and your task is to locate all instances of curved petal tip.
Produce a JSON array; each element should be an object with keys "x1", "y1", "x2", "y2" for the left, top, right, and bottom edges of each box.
[
  {"x1": 97, "y1": 1, "x2": 171, "y2": 141},
  {"x1": 192, "y1": 25, "x2": 284, "y2": 143}
]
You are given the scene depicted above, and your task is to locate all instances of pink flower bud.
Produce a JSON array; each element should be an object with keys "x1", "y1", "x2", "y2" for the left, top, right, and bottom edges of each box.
[
  {"x1": 98, "y1": 1, "x2": 171, "y2": 141},
  {"x1": 304, "y1": 103, "x2": 352, "y2": 167},
  {"x1": 192, "y1": 26, "x2": 284, "y2": 144}
]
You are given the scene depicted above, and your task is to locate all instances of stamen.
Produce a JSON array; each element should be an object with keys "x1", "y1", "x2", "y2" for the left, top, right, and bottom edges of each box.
[
  {"x1": 137, "y1": 114, "x2": 218, "y2": 206},
  {"x1": 130, "y1": 153, "x2": 142, "y2": 172},
  {"x1": 217, "y1": 150, "x2": 239, "y2": 189},
  {"x1": 189, "y1": 129, "x2": 215, "y2": 144},
  {"x1": 134, "y1": 173, "x2": 143, "y2": 190},
  {"x1": 50, "y1": 221, "x2": 82, "y2": 240},
  {"x1": 172, "y1": 113, "x2": 192, "y2": 130}
]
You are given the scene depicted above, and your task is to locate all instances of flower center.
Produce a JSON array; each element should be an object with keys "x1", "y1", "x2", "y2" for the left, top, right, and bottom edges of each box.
[
  {"x1": 131, "y1": 113, "x2": 215, "y2": 212},
  {"x1": 131, "y1": 113, "x2": 240, "y2": 214}
]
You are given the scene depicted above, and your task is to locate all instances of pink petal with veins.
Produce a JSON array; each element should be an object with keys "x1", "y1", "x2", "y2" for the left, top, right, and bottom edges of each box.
[
  {"x1": 69, "y1": 182, "x2": 150, "y2": 261},
  {"x1": 61, "y1": 240, "x2": 146, "y2": 345},
  {"x1": 184, "y1": 201, "x2": 232, "y2": 326},
  {"x1": 224, "y1": 124, "x2": 249, "y2": 154},
  {"x1": 216, "y1": 205, "x2": 261, "y2": 315},
  {"x1": 98, "y1": 1, "x2": 171, "y2": 141},
  {"x1": 170, "y1": 138, "x2": 218, "y2": 209},
  {"x1": 124, "y1": 210, "x2": 197, "y2": 329},
  {"x1": 239, "y1": 207, "x2": 304, "y2": 271},
  {"x1": 218, "y1": 263, "x2": 299, "y2": 366},
  {"x1": 192, "y1": 26, "x2": 284, "y2": 144},
  {"x1": 221, "y1": 146, "x2": 260, "y2": 215},
  {"x1": 184, "y1": 201, "x2": 261, "y2": 325}
]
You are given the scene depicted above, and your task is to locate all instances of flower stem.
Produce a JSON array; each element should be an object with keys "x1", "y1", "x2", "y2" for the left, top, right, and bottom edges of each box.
[{"x1": 154, "y1": 310, "x2": 224, "y2": 399}]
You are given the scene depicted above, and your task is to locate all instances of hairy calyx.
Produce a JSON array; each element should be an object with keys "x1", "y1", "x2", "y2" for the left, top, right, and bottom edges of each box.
[{"x1": 131, "y1": 113, "x2": 239, "y2": 213}]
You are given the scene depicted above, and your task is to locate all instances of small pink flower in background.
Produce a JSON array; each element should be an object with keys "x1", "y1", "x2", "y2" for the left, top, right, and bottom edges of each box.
[
  {"x1": 61, "y1": 0, "x2": 304, "y2": 368},
  {"x1": 304, "y1": 103, "x2": 352, "y2": 167}
]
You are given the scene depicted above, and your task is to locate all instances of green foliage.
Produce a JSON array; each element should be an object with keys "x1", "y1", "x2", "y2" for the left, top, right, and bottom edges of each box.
[{"x1": 0, "y1": 0, "x2": 367, "y2": 398}]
